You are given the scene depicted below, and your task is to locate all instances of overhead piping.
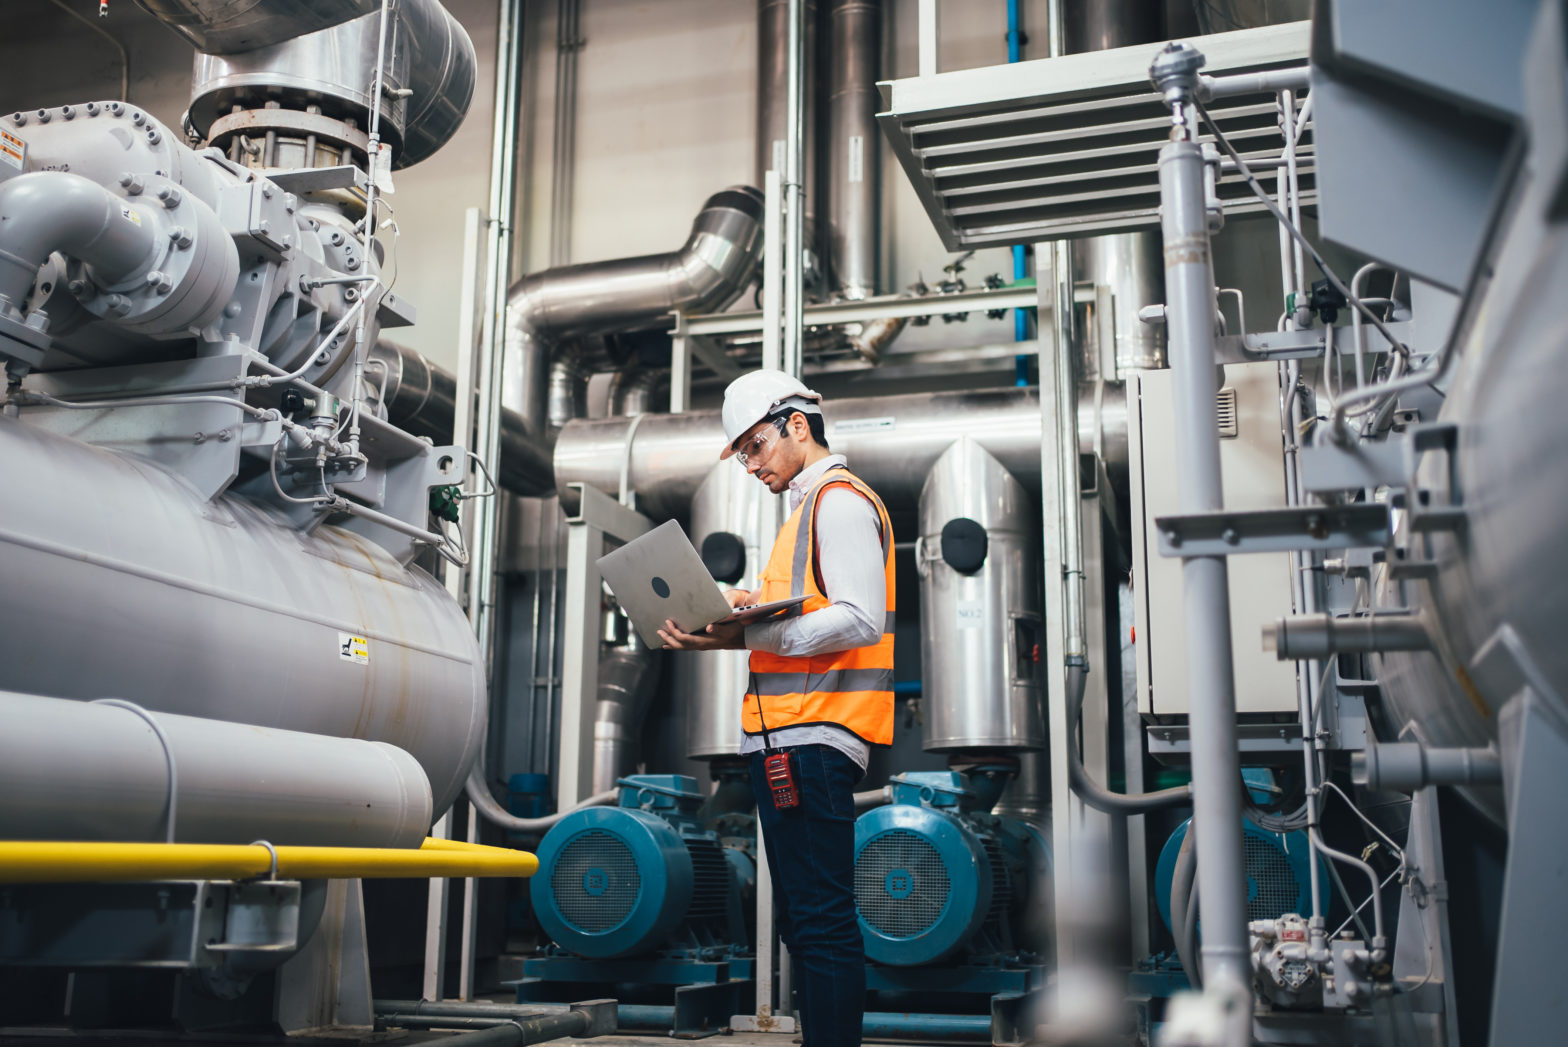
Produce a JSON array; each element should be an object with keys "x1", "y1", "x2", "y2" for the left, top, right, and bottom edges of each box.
[{"x1": 503, "y1": 186, "x2": 765, "y2": 437}]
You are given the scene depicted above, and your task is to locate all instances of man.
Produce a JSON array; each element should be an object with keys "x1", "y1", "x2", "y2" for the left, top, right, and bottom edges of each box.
[{"x1": 658, "y1": 369, "x2": 895, "y2": 1047}]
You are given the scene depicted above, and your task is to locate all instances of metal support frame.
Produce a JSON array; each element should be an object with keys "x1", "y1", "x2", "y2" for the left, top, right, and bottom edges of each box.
[
  {"x1": 1154, "y1": 504, "x2": 1391, "y2": 557},
  {"x1": 555, "y1": 483, "x2": 652, "y2": 812}
]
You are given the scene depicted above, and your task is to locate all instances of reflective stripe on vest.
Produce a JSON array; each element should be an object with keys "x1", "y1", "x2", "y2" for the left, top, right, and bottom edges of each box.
[{"x1": 744, "y1": 465, "x2": 897, "y2": 746}]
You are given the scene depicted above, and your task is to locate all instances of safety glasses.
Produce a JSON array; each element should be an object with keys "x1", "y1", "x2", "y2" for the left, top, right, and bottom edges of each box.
[{"x1": 734, "y1": 416, "x2": 791, "y2": 467}]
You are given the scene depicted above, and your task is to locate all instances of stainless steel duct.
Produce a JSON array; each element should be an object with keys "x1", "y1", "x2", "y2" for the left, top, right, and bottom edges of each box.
[
  {"x1": 134, "y1": 0, "x2": 378, "y2": 53},
  {"x1": 0, "y1": 690, "x2": 433, "y2": 847},
  {"x1": 503, "y1": 186, "x2": 765, "y2": 436},
  {"x1": 917, "y1": 438, "x2": 1045, "y2": 751},
  {"x1": 591, "y1": 634, "x2": 661, "y2": 792},
  {"x1": 185, "y1": 0, "x2": 476, "y2": 168},
  {"x1": 370, "y1": 340, "x2": 554, "y2": 495},
  {"x1": 1066, "y1": 1, "x2": 1167, "y2": 371},
  {"x1": 758, "y1": 0, "x2": 817, "y2": 241},
  {"x1": 826, "y1": 0, "x2": 880, "y2": 299},
  {"x1": 556, "y1": 385, "x2": 1129, "y2": 520}
]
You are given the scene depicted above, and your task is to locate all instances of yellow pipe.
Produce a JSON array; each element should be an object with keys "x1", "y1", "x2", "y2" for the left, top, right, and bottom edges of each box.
[{"x1": 0, "y1": 837, "x2": 538, "y2": 884}]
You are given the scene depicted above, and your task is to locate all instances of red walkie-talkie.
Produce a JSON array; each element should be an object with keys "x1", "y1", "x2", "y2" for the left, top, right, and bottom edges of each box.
[
  {"x1": 763, "y1": 750, "x2": 799, "y2": 809},
  {"x1": 752, "y1": 673, "x2": 799, "y2": 810}
]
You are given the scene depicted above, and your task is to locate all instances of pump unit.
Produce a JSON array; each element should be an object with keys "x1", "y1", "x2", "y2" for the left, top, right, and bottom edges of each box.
[
  {"x1": 531, "y1": 775, "x2": 753, "y2": 961},
  {"x1": 853, "y1": 770, "x2": 1049, "y2": 969}
]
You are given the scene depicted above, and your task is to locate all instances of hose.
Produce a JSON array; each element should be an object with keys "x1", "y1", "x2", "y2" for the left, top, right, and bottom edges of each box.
[
  {"x1": 1170, "y1": 823, "x2": 1203, "y2": 989},
  {"x1": 464, "y1": 768, "x2": 615, "y2": 834},
  {"x1": 1065, "y1": 663, "x2": 1192, "y2": 813}
]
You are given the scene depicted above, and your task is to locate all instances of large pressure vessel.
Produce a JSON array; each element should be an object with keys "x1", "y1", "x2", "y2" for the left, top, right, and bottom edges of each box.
[
  {"x1": 917, "y1": 438, "x2": 1045, "y2": 752},
  {"x1": 0, "y1": 415, "x2": 485, "y2": 816}
]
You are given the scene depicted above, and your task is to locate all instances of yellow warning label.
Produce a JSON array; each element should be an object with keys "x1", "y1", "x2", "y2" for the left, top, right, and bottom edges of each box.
[
  {"x1": 121, "y1": 207, "x2": 142, "y2": 227},
  {"x1": 338, "y1": 632, "x2": 370, "y2": 665},
  {"x1": 0, "y1": 129, "x2": 24, "y2": 170}
]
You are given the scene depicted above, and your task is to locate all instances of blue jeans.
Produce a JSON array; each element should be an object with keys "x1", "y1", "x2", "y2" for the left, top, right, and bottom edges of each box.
[{"x1": 749, "y1": 745, "x2": 865, "y2": 1047}]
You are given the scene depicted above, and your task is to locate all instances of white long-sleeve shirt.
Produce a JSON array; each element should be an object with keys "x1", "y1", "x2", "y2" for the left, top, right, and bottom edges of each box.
[{"x1": 739, "y1": 454, "x2": 887, "y2": 769}]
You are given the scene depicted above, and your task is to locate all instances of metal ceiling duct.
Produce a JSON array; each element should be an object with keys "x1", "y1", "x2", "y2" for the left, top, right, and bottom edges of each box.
[
  {"x1": 554, "y1": 386, "x2": 1126, "y2": 520},
  {"x1": 503, "y1": 186, "x2": 765, "y2": 437},
  {"x1": 826, "y1": 0, "x2": 881, "y2": 300},
  {"x1": 183, "y1": 0, "x2": 476, "y2": 168},
  {"x1": 134, "y1": 0, "x2": 378, "y2": 53}
]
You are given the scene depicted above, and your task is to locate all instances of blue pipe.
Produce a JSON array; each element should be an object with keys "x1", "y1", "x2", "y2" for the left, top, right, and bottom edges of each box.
[
  {"x1": 893, "y1": 680, "x2": 922, "y2": 697},
  {"x1": 863, "y1": 1012, "x2": 993, "y2": 1041},
  {"x1": 1007, "y1": 0, "x2": 1030, "y2": 385},
  {"x1": 619, "y1": 1005, "x2": 989, "y2": 1041}
]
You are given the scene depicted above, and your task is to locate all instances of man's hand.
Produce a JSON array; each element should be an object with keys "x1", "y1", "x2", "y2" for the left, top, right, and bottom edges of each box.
[
  {"x1": 724, "y1": 588, "x2": 757, "y2": 609},
  {"x1": 658, "y1": 618, "x2": 746, "y2": 651}
]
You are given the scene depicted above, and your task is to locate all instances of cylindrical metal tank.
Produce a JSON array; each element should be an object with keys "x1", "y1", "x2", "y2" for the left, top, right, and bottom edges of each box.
[
  {"x1": 0, "y1": 415, "x2": 485, "y2": 815},
  {"x1": 917, "y1": 438, "x2": 1044, "y2": 752},
  {"x1": 1374, "y1": 230, "x2": 1568, "y2": 825},
  {"x1": 682, "y1": 460, "x2": 780, "y2": 759},
  {"x1": 0, "y1": 690, "x2": 433, "y2": 847}
]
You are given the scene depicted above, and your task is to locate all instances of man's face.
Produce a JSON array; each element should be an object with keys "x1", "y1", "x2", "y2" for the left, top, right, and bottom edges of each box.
[{"x1": 735, "y1": 413, "x2": 805, "y2": 493}]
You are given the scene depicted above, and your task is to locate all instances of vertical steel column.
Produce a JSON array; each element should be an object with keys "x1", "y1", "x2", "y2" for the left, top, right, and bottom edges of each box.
[
  {"x1": 917, "y1": 0, "x2": 937, "y2": 76},
  {"x1": 827, "y1": 0, "x2": 880, "y2": 300},
  {"x1": 425, "y1": 203, "x2": 486, "y2": 1003},
  {"x1": 1158, "y1": 132, "x2": 1249, "y2": 1006}
]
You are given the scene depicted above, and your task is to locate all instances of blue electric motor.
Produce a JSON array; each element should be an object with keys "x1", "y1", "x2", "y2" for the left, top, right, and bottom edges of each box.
[
  {"x1": 1152, "y1": 818, "x2": 1324, "y2": 934},
  {"x1": 532, "y1": 775, "x2": 754, "y2": 960},
  {"x1": 853, "y1": 771, "x2": 1051, "y2": 967}
]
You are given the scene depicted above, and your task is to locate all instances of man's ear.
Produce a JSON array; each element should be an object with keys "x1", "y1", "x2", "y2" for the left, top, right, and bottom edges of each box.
[{"x1": 790, "y1": 411, "x2": 809, "y2": 439}]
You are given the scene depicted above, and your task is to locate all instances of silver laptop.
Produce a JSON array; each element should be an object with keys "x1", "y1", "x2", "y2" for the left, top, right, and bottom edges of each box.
[{"x1": 596, "y1": 520, "x2": 807, "y2": 647}]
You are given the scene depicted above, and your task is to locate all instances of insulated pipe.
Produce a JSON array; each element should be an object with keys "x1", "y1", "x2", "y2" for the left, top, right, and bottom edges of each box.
[
  {"x1": 0, "y1": 837, "x2": 537, "y2": 884},
  {"x1": 1351, "y1": 742, "x2": 1503, "y2": 793},
  {"x1": 504, "y1": 187, "x2": 765, "y2": 436},
  {"x1": 372, "y1": 341, "x2": 554, "y2": 495},
  {"x1": 1157, "y1": 130, "x2": 1251, "y2": 1009},
  {"x1": 0, "y1": 690, "x2": 433, "y2": 848},
  {"x1": 135, "y1": 0, "x2": 378, "y2": 53},
  {"x1": 0, "y1": 172, "x2": 157, "y2": 313},
  {"x1": 591, "y1": 639, "x2": 662, "y2": 793},
  {"x1": 757, "y1": 0, "x2": 817, "y2": 244},
  {"x1": 826, "y1": 0, "x2": 880, "y2": 299},
  {"x1": 556, "y1": 388, "x2": 1045, "y2": 518},
  {"x1": 1065, "y1": 0, "x2": 1166, "y2": 372},
  {"x1": 186, "y1": 1, "x2": 476, "y2": 168},
  {"x1": 1265, "y1": 612, "x2": 1430, "y2": 660}
]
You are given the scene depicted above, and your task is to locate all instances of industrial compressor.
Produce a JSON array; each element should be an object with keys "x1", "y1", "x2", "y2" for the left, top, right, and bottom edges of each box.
[
  {"x1": 531, "y1": 775, "x2": 754, "y2": 962},
  {"x1": 853, "y1": 770, "x2": 1050, "y2": 970}
]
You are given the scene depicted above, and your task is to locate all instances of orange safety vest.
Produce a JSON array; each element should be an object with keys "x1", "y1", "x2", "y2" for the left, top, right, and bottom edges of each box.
[{"x1": 743, "y1": 464, "x2": 896, "y2": 746}]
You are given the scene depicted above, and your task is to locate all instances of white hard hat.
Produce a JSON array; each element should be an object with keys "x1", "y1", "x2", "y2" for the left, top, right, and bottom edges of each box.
[{"x1": 718, "y1": 369, "x2": 823, "y2": 460}]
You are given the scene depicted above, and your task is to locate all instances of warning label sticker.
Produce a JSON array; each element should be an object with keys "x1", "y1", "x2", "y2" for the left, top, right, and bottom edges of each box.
[
  {"x1": 339, "y1": 632, "x2": 370, "y2": 665},
  {"x1": 0, "y1": 129, "x2": 25, "y2": 170},
  {"x1": 121, "y1": 206, "x2": 142, "y2": 226}
]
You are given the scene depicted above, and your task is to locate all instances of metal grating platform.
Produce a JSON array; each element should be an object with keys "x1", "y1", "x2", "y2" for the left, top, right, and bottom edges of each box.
[{"x1": 877, "y1": 22, "x2": 1314, "y2": 249}]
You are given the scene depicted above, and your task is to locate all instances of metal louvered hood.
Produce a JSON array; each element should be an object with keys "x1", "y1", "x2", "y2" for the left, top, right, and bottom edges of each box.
[{"x1": 876, "y1": 21, "x2": 1313, "y2": 249}]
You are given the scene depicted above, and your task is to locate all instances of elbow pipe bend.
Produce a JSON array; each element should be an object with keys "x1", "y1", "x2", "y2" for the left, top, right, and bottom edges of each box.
[
  {"x1": 465, "y1": 768, "x2": 617, "y2": 836},
  {"x1": 1066, "y1": 663, "x2": 1193, "y2": 814},
  {"x1": 505, "y1": 186, "x2": 763, "y2": 432},
  {"x1": 0, "y1": 172, "x2": 158, "y2": 313}
]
